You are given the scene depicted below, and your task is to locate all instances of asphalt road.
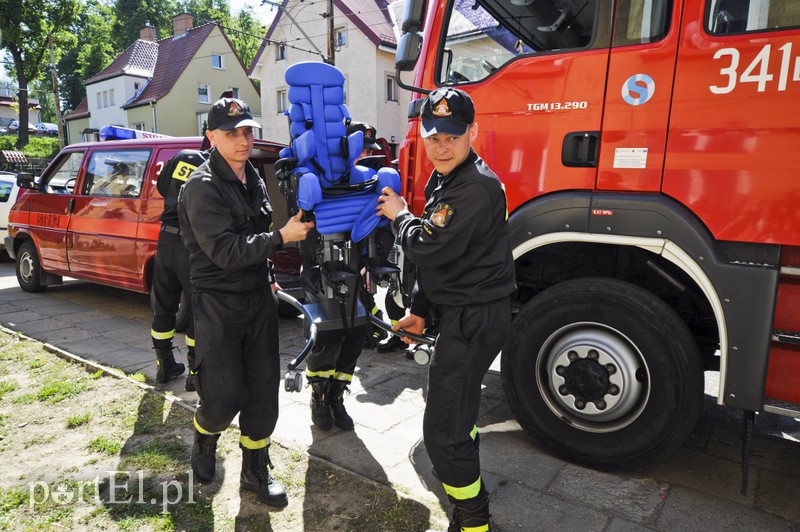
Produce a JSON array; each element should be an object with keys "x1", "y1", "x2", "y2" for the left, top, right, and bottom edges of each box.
[{"x1": 0, "y1": 258, "x2": 798, "y2": 531}]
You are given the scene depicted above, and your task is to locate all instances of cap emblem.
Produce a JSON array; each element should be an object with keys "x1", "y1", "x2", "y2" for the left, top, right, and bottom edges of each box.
[
  {"x1": 228, "y1": 101, "x2": 244, "y2": 117},
  {"x1": 433, "y1": 99, "x2": 451, "y2": 117}
]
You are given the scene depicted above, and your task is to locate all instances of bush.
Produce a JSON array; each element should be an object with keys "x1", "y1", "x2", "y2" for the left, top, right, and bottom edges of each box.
[{"x1": 0, "y1": 135, "x2": 60, "y2": 158}]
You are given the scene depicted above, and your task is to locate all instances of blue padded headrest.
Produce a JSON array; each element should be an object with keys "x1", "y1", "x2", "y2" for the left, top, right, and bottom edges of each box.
[
  {"x1": 347, "y1": 131, "x2": 363, "y2": 166},
  {"x1": 377, "y1": 167, "x2": 402, "y2": 194},
  {"x1": 285, "y1": 61, "x2": 345, "y2": 86},
  {"x1": 297, "y1": 172, "x2": 322, "y2": 211}
]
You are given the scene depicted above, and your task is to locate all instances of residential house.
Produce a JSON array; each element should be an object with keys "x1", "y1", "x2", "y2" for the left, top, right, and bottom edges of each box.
[
  {"x1": 65, "y1": 14, "x2": 261, "y2": 144},
  {"x1": 249, "y1": 0, "x2": 410, "y2": 156},
  {"x1": 0, "y1": 83, "x2": 41, "y2": 130}
]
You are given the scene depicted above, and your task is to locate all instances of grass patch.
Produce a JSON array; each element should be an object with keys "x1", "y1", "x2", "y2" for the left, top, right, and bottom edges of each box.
[
  {"x1": 0, "y1": 381, "x2": 18, "y2": 401},
  {"x1": 37, "y1": 377, "x2": 88, "y2": 404},
  {"x1": 0, "y1": 486, "x2": 27, "y2": 512},
  {"x1": 87, "y1": 436, "x2": 123, "y2": 456},
  {"x1": 11, "y1": 392, "x2": 35, "y2": 405},
  {"x1": 90, "y1": 370, "x2": 104, "y2": 380},
  {"x1": 121, "y1": 439, "x2": 187, "y2": 472},
  {"x1": 66, "y1": 412, "x2": 93, "y2": 428},
  {"x1": 130, "y1": 373, "x2": 146, "y2": 383}
]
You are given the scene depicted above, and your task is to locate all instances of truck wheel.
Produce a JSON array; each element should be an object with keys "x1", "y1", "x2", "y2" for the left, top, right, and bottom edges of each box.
[
  {"x1": 175, "y1": 290, "x2": 189, "y2": 333},
  {"x1": 502, "y1": 277, "x2": 703, "y2": 471},
  {"x1": 16, "y1": 241, "x2": 47, "y2": 293}
]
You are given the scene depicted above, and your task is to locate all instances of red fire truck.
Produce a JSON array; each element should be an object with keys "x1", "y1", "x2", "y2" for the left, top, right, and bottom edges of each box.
[{"x1": 394, "y1": 0, "x2": 800, "y2": 471}]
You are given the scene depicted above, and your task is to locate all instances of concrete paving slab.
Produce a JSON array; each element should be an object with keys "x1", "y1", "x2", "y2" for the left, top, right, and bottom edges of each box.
[
  {"x1": 0, "y1": 310, "x2": 50, "y2": 327},
  {"x1": 29, "y1": 325, "x2": 100, "y2": 344},
  {"x1": 75, "y1": 316, "x2": 142, "y2": 333},
  {"x1": 60, "y1": 336, "x2": 134, "y2": 357},
  {"x1": 549, "y1": 464, "x2": 668, "y2": 524},
  {"x1": 756, "y1": 469, "x2": 800, "y2": 523},
  {"x1": 35, "y1": 301, "x2": 91, "y2": 317},
  {"x1": 478, "y1": 429, "x2": 564, "y2": 491},
  {"x1": 606, "y1": 517, "x2": 656, "y2": 532},
  {"x1": 655, "y1": 486, "x2": 793, "y2": 531},
  {"x1": 491, "y1": 480, "x2": 610, "y2": 531}
]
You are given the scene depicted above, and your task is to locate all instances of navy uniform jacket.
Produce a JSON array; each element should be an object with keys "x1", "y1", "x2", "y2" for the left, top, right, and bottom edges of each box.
[
  {"x1": 178, "y1": 149, "x2": 281, "y2": 293},
  {"x1": 392, "y1": 150, "x2": 516, "y2": 315},
  {"x1": 157, "y1": 150, "x2": 208, "y2": 228}
]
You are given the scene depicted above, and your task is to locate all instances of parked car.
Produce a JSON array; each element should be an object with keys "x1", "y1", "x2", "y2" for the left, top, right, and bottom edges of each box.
[
  {"x1": 0, "y1": 171, "x2": 20, "y2": 257},
  {"x1": 5, "y1": 137, "x2": 303, "y2": 328},
  {"x1": 35, "y1": 122, "x2": 59, "y2": 136},
  {"x1": 8, "y1": 120, "x2": 36, "y2": 134}
]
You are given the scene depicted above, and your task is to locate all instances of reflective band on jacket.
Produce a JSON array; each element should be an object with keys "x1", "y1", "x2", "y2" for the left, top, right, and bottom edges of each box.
[
  {"x1": 443, "y1": 477, "x2": 482, "y2": 500},
  {"x1": 371, "y1": 305, "x2": 380, "y2": 315},
  {"x1": 470, "y1": 425, "x2": 478, "y2": 440},
  {"x1": 240, "y1": 435, "x2": 269, "y2": 449},
  {"x1": 151, "y1": 329, "x2": 175, "y2": 340},
  {"x1": 186, "y1": 336, "x2": 195, "y2": 347}
]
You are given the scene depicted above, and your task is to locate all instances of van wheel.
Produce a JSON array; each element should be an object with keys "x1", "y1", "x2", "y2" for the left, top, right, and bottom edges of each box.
[
  {"x1": 175, "y1": 291, "x2": 189, "y2": 333},
  {"x1": 16, "y1": 241, "x2": 47, "y2": 293},
  {"x1": 502, "y1": 277, "x2": 703, "y2": 471}
]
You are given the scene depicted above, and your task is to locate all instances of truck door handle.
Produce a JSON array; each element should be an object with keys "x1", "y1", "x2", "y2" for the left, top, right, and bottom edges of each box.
[
  {"x1": 562, "y1": 131, "x2": 600, "y2": 167},
  {"x1": 68, "y1": 198, "x2": 75, "y2": 213}
]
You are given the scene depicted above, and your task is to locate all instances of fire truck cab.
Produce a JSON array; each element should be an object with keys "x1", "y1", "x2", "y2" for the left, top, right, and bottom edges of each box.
[{"x1": 395, "y1": 0, "x2": 800, "y2": 470}]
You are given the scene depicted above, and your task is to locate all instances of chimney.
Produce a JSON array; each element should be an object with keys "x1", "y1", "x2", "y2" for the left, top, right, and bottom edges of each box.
[
  {"x1": 140, "y1": 22, "x2": 156, "y2": 42},
  {"x1": 173, "y1": 13, "x2": 193, "y2": 37}
]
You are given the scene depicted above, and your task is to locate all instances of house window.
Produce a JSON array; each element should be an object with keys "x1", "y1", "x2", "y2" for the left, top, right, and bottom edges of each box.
[
  {"x1": 109, "y1": 89, "x2": 115, "y2": 107},
  {"x1": 96, "y1": 92, "x2": 102, "y2": 109},
  {"x1": 230, "y1": 87, "x2": 239, "y2": 99},
  {"x1": 342, "y1": 76, "x2": 348, "y2": 105},
  {"x1": 198, "y1": 84, "x2": 211, "y2": 104},
  {"x1": 212, "y1": 53, "x2": 224, "y2": 69},
  {"x1": 335, "y1": 27, "x2": 347, "y2": 47},
  {"x1": 277, "y1": 89, "x2": 288, "y2": 113},
  {"x1": 276, "y1": 43, "x2": 286, "y2": 61},
  {"x1": 133, "y1": 123, "x2": 145, "y2": 131},
  {"x1": 102, "y1": 91, "x2": 109, "y2": 108},
  {"x1": 386, "y1": 76, "x2": 397, "y2": 102}
]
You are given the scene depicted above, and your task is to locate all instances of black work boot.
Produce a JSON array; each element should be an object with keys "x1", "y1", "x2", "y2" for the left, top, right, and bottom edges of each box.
[
  {"x1": 427, "y1": 496, "x2": 491, "y2": 532},
  {"x1": 155, "y1": 347, "x2": 185, "y2": 384},
  {"x1": 240, "y1": 445, "x2": 289, "y2": 507},
  {"x1": 364, "y1": 310, "x2": 388, "y2": 348},
  {"x1": 309, "y1": 380, "x2": 333, "y2": 430},
  {"x1": 191, "y1": 429, "x2": 220, "y2": 482},
  {"x1": 377, "y1": 335, "x2": 406, "y2": 353},
  {"x1": 185, "y1": 349, "x2": 197, "y2": 392},
  {"x1": 327, "y1": 379, "x2": 354, "y2": 431}
]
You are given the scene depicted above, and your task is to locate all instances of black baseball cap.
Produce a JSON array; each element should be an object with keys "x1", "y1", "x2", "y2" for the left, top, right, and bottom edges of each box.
[
  {"x1": 347, "y1": 121, "x2": 380, "y2": 150},
  {"x1": 207, "y1": 97, "x2": 261, "y2": 131},
  {"x1": 420, "y1": 88, "x2": 475, "y2": 138}
]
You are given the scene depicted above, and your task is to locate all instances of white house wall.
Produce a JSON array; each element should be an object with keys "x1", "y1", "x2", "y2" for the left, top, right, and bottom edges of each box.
[{"x1": 86, "y1": 76, "x2": 141, "y2": 129}]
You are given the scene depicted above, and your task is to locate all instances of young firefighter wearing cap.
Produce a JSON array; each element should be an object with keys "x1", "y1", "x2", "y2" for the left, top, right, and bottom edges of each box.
[
  {"x1": 149, "y1": 139, "x2": 210, "y2": 390},
  {"x1": 178, "y1": 97, "x2": 314, "y2": 506},
  {"x1": 377, "y1": 88, "x2": 515, "y2": 532}
]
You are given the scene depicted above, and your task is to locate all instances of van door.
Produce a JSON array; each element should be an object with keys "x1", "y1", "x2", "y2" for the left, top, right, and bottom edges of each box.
[
  {"x1": 22, "y1": 150, "x2": 86, "y2": 273},
  {"x1": 66, "y1": 148, "x2": 152, "y2": 290},
  {"x1": 427, "y1": 0, "x2": 613, "y2": 213},
  {"x1": 597, "y1": 0, "x2": 681, "y2": 191}
]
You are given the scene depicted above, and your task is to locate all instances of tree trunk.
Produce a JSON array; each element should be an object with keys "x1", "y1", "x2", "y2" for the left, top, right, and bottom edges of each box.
[{"x1": 10, "y1": 45, "x2": 31, "y2": 149}]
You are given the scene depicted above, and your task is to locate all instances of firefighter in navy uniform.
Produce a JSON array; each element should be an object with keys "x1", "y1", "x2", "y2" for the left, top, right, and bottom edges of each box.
[
  {"x1": 150, "y1": 140, "x2": 209, "y2": 389},
  {"x1": 377, "y1": 88, "x2": 515, "y2": 532},
  {"x1": 178, "y1": 97, "x2": 314, "y2": 506}
]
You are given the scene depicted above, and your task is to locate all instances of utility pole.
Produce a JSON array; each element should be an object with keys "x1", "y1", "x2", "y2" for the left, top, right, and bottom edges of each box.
[
  {"x1": 326, "y1": 0, "x2": 335, "y2": 65},
  {"x1": 48, "y1": 33, "x2": 65, "y2": 150}
]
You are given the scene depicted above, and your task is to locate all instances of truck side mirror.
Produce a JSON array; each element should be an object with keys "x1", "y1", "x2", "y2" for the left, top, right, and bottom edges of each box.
[
  {"x1": 16, "y1": 172, "x2": 36, "y2": 190},
  {"x1": 401, "y1": 0, "x2": 427, "y2": 33},
  {"x1": 396, "y1": 32, "x2": 423, "y2": 71}
]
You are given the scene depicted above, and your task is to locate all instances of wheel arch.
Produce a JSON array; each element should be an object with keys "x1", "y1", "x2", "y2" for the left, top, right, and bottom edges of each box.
[{"x1": 508, "y1": 191, "x2": 779, "y2": 411}]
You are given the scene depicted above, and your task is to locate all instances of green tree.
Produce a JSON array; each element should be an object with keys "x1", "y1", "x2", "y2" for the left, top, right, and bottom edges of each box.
[
  {"x1": 228, "y1": 6, "x2": 267, "y2": 70},
  {"x1": 59, "y1": 0, "x2": 118, "y2": 111},
  {"x1": 179, "y1": 0, "x2": 231, "y2": 26},
  {"x1": 112, "y1": 0, "x2": 176, "y2": 50},
  {"x1": 0, "y1": 0, "x2": 79, "y2": 147}
]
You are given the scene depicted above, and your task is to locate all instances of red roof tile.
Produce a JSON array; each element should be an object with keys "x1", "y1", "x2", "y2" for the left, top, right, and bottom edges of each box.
[
  {"x1": 85, "y1": 39, "x2": 159, "y2": 84},
  {"x1": 65, "y1": 97, "x2": 90, "y2": 121}
]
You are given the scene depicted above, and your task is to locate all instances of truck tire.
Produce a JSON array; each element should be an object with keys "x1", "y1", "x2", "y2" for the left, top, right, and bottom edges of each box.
[
  {"x1": 16, "y1": 241, "x2": 47, "y2": 293},
  {"x1": 502, "y1": 277, "x2": 703, "y2": 471},
  {"x1": 175, "y1": 290, "x2": 189, "y2": 333}
]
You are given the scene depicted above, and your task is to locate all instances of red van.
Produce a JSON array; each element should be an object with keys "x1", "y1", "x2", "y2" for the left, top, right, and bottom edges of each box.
[{"x1": 4, "y1": 137, "x2": 302, "y2": 326}]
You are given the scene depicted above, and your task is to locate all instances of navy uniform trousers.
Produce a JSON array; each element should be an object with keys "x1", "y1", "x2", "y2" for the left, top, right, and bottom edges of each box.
[
  {"x1": 193, "y1": 287, "x2": 280, "y2": 446},
  {"x1": 150, "y1": 228, "x2": 194, "y2": 351},
  {"x1": 424, "y1": 297, "x2": 511, "y2": 502}
]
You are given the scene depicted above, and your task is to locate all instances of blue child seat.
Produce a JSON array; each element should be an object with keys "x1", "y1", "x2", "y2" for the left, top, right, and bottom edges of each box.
[{"x1": 280, "y1": 61, "x2": 400, "y2": 242}]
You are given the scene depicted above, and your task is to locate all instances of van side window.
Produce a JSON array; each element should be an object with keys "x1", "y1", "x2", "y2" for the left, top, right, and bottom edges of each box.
[
  {"x1": 43, "y1": 152, "x2": 85, "y2": 195},
  {"x1": 438, "y1": 0, "x2": 604, "y2": 85},
  {"x1": 707, "y1": 0, "x2": 800, "y2": 35},
  {"x1": 83, "y1": 150, "x2": 152, "y2": 197},
  {"x1": 614, "y1": 0, "x2": 672, "y2": 46}
]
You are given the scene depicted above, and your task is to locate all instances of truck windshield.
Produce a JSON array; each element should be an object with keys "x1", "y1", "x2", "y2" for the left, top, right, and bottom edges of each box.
[{"x1": 438, "y1": 0, "x2": 602, "y2": 84}]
